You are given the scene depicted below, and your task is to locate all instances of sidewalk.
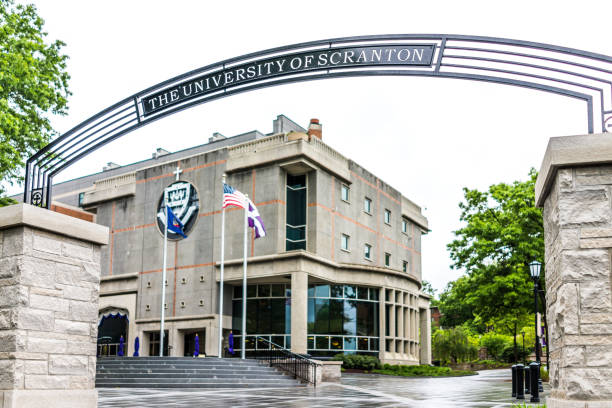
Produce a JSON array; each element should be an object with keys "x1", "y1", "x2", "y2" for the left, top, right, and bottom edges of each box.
[{"x1": 98, "y1": 369, "x2": 549, "y2": 407}]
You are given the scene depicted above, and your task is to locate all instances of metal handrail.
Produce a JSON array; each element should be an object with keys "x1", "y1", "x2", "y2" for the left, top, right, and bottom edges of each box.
[{"x1": 253, "y1": 336, "x2": 317, "y2": 386}]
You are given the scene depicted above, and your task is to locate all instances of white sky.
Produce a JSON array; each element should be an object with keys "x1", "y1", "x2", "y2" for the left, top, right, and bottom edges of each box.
[{"x1": 15, "y1": 0, "x2": 612, "y2": 294}]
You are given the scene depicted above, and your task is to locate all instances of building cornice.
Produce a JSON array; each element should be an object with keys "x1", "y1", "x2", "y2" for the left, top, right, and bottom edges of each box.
[
  {"x1": 217, "y1": 250, "x2": 422, "y2": 288},
  {"x1": 135, "y1": 314, "x2": 216, "y2": 324}
]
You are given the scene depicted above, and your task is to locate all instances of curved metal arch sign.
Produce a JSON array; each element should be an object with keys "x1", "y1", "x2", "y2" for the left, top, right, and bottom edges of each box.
[
  {"x1": 142, "y1": 44, "x2": 436, "y2": 116},
  {"x1": 24, "y1": 34, "x2": 612, "y2": 208}
]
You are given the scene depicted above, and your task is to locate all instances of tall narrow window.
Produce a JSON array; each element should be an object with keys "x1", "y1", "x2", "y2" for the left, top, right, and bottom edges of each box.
[
  {"x1": 341, "y1": 234, "x2": 350, "y2": 251},
  {"x1": 385, "y1": 253, "x2": 391, "y2": 267},
  {"x1": 364, "y1": 197, "x2": 372, "y2": 214},
  {"x1": 286, "y1": 174, "x2": 307, "y2": 251},
  {"x1": 341, "y1": 184, "x2": 350, "y2": 202},
  {"x1": 384, "y1": 209, "x2": 391, "y2": 224},
  {"x1": 78, "y1": 192, "x2": 85, "y2": 207},
  {"x1": 364, "y1": 244, "x2": 372, "y2": 260},
  {"x1": 402, "y1": 218, "x2": 408, "y2": 233},
  {"x1": 403, "y1": 261, "x2": 408, "y2": 273}
]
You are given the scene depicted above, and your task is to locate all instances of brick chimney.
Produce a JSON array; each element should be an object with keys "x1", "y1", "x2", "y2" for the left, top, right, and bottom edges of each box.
[{"x1": 307, "y1": 118, "x2": 322, "y2": 140}]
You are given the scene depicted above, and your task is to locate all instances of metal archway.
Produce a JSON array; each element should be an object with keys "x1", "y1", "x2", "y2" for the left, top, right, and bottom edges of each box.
[{"x1": 24, "y1": 34, "x2": 612, "y2": 208}]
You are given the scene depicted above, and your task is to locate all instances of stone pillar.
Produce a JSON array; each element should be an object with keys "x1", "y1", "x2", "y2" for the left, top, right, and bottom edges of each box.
[
  {"x1": 536, "y1": 134, "x2": 612, "y2": 408},
  {"x1": 0, "y1": 204, "x2": 108, "y2": 408},
  {"x1": 420, "y1": 307, "x2": 431, "y2": 364},
  {"x1": 290, "y1": 271, "x2": 308, "y2": 354}
]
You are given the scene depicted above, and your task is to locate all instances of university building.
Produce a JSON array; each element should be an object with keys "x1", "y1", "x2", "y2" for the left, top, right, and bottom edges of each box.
[{"x1": 46, "y1": 115, "x2": 432, "y2": 365}]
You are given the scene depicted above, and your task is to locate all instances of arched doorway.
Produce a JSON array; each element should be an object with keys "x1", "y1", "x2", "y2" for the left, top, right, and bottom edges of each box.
[{"x1": 97, "y1": 308, "x2": 129, "y2": 357}]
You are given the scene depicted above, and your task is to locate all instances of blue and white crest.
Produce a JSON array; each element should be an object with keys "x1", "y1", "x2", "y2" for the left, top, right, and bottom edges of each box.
[{"x1": 157, "y1": 181, "x2": 199, "y2": 239}]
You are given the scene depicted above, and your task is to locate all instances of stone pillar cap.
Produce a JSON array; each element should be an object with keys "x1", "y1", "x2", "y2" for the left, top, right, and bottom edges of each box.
[
  {"x1": 0, "y1": 203, "x2": 109, "y2": 245},
  {"x1": 535, "y1": 133, "x2": 612, "y2": 207}
]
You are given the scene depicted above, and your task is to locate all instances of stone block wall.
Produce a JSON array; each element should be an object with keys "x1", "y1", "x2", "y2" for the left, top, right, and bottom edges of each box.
[
  {"x1": 0, "y1": 204, "x2": 108, "y2": 408},
  {"x1": 541, "y1": 164, "x2": 612, "y2": 407}
]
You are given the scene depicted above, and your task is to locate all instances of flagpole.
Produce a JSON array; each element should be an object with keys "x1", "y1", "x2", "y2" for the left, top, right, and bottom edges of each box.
[
  {"x1": 241, "y1": 193, "x2": 248, "y2": 360},
  {"x1": 218, "y1": 174, "x2": 226, "y2": 358},
  {"x1": 160, "y1": 190, "x2": 168, "y2": 356}
]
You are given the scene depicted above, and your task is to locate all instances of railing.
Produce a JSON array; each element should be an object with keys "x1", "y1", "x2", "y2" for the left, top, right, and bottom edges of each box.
[
  {"x1": 309, "y1": 136, "x2": 348, "y2": 164},
  {"x1": 97, "y1": 342, "x2": 121, "y2": 357},
  {"x1": 253, "y1": 336, "x2": 317, "y2": 386},
  {"x1": 93, "y1": 172, "x2": 135, "y2": 190},
  {"x1": 227, "y1": 133, "x2": 286, "y2": 155}
]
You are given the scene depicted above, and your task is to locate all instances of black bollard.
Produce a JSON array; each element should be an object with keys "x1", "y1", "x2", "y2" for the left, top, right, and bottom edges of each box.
[
  {"x1": 530, "y1": 362, "x2": 540, "y2": 403},
  {"x1": 511, "y1": 365, "x2": 517, "y2": 397},
  {"x1": 516, "y1": 363, "x2": 525, "y2": 399},
  {"x1": 524, "y1": 365, "x2": 531, "y2": 394}
]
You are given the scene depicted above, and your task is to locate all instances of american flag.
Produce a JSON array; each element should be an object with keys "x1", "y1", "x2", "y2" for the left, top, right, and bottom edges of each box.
[{"x1": 223, "y1": 183, "x2": 246, "y2": 209}]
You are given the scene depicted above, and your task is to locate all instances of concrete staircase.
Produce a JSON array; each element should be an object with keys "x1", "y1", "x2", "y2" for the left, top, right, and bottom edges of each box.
[{"x1": 95, "y1": 357, "x2": 305, "y2": 388}]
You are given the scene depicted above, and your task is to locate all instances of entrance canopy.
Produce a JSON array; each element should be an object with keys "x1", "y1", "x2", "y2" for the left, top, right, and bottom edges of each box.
[{"x1": 24, "y1": 34, "x2": 612, "y2": 208}]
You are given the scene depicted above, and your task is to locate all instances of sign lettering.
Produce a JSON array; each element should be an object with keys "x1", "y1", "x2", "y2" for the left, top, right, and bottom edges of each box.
[{"x1": 142, "y1": 44, "x2": 436, "y2": 116}]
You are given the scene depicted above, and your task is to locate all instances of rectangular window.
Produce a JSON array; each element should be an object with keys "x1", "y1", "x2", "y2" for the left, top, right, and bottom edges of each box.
[
  {"x1": 78, "y1": 192, "x2": 85, "y2": 207},
  {"x1": 341, "y1": 184, "x2": 350, "y2": 202},
  {"x1": 341, "y1": 234, "x2": 349, "y2": 251},
  {"x1": 364, "y1": 244, "x2": 372, "y2": 260},
  {"x1": 402, "y1": 218, "x2": 408, "y2": 233},
  {"x1": 364, "y1": 197, "x2": 372, "y2": 214},
  {"x1": 402, "y1": 261, "x2": 408, "y2": 273},
  {"x1": 384, "y1": 209, "x2": 391, "y2": 224},
  {"x1": 385, "y1": 253, "x2": 391, "y2": 267},
  {"x1": 286, "y1": 174, "x2": 307, "y2": 251}
]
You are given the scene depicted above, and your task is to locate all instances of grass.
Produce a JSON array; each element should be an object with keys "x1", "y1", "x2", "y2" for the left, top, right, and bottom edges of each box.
[
  {"x1": 371, "y1": 364, "x2": 477, "y2": 377},
  {"x1": 511, "y1": 402, "x2": 546, "y2": 408}
]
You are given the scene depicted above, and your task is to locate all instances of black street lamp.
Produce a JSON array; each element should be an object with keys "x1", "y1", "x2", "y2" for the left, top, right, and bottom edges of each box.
[
  {"x1": 528, "y1": 261, "x2": 542, "y2": 364},
  {"x1": 528, "y1": 260, "x2": 542, "y2": 402},
  {"x1": 521, "y1": 330, "x2": 525, "y2": 365}
]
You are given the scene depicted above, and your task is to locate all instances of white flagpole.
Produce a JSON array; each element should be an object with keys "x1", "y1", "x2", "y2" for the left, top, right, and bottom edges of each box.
[
  {"x1": 241, "y1": 193, "x2": 249, "y2": 360},
  {"x1": 160, "y1": 190, "x2": 168, "y2": 356},
  {"x1": 218, "y1": 174, "x2": 226, "y2": 358}
]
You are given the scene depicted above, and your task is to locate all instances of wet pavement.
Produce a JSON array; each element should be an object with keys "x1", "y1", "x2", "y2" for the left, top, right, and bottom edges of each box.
[{"x1": 98, "y1": 369, "x2": 549, "y2": 407}]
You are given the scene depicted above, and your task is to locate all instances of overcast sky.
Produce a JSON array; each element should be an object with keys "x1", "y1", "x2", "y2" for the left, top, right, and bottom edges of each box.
[{"x1": 15, "y1": 0, "x2": 611, "y2": 293}]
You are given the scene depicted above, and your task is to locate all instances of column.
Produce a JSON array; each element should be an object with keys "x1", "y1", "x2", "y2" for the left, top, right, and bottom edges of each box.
[
  {"x1": 290, "y1": 271, "x2": 308, "y2": 354},
  {"x1": 536, "y1": 133, "x2": 612, "y2": 408},
  {"x1": 0, "y1": 204, "x2": 108, "y2": 408},
  {"x1": 378, "y1": 287, "x2": 385, "y2": 361},
  {"x1": 420, "y1": 308, "x2": 431, "y2": 364}
]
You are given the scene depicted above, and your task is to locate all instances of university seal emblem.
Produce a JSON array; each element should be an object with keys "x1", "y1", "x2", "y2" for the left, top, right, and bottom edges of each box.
[{"x1": 156, "y1": 181, "x2": 199, "y2": 239}]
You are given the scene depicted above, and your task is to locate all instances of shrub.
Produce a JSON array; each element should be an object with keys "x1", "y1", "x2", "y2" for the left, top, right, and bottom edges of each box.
[
  {"x1": 372, "y1": 364, "x2": 475, "y2": 377},
  {"x1": 480, "y1": 332, "x2": 511, "y2": 361},
  {"x1": 433, "y1": 327, "x2": 476, "y2": 364},
  {"x1": 332, "y1": 354, "x2": 381, "y2": 370},
  {"x1": 540, "y1": 365, "x2": 549, "y2": 382}
]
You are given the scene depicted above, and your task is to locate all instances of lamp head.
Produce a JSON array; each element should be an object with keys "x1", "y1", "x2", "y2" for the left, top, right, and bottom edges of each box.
[{"x1": 529, "y1": 261, "x2": 542, "y2": 280}]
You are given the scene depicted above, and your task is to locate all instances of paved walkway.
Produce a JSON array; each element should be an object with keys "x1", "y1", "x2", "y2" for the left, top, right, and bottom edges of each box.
[{"x1": 98, "y1": 369, "x2": 549, "y2": 407}]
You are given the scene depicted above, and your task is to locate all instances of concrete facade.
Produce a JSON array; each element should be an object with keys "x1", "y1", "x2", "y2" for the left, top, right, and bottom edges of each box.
[
  {"x1": 536, "y1": 133, "x2": 612, "y2": 407},
  {"x1": 39, "y1": 115, "x2": 431, "y2": 364},
  {"x1": 0, "y1": 204, "x2": 108, "y2": 408}
]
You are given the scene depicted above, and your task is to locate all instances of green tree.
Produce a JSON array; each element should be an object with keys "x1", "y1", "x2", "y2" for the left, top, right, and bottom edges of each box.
[
  {"x1": 446, "y1": 169, "x2": 545, "y2": 363},
  {"x1": 432, "y1": 326, "x2": 477, "y2": 364},
  {"x1": 437, "y1": 276, "x2": 477, "y2": 329},
  {"x1": 0, "y1": 0, "x2": 70, "y2": 205},
  {"x1": 420, "y1": 280, "x2": 436, "y2": 297},
  {"x1": 480, "y1": 332, "x2": 511, "y2": 361}
]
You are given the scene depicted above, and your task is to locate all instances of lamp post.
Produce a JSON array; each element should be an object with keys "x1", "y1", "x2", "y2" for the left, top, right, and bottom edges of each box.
[
  {"x1": 529, "y1": 260, "x2": 542, "y2": 403},
  {"x1": 521, "y1": 330, "x2": 525, "y2": 365},
  {"x1": 528, "y1": 261, "x2": 541, "y2": 363}
]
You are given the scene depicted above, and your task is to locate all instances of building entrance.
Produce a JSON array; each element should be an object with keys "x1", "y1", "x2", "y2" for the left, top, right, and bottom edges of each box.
[
  {"x1": 148, "y1": 331, "x2": 169, "y2": 356},
  {"x1": 97, "y1": 313, "x2": 128, "y2": 357},
  {"x1": 183, "y1": 330, "x2": 205, "y2": 357}
]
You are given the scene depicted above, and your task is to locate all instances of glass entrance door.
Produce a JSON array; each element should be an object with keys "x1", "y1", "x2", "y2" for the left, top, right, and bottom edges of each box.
[{"x1": 149, "y1": 331, "x2": 169, "y2": 356}]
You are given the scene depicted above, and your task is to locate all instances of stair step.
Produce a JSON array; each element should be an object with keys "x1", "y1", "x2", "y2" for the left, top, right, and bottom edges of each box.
[
  {"x1": 96, "y1": 373, "x2": 287, "y2": 379},
  {"x1": 96, "y1": 382, "x2": 306, "y2": 389},
  {"x1": 95, "y1": 357, "x2": 304, "y2": 389}
]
